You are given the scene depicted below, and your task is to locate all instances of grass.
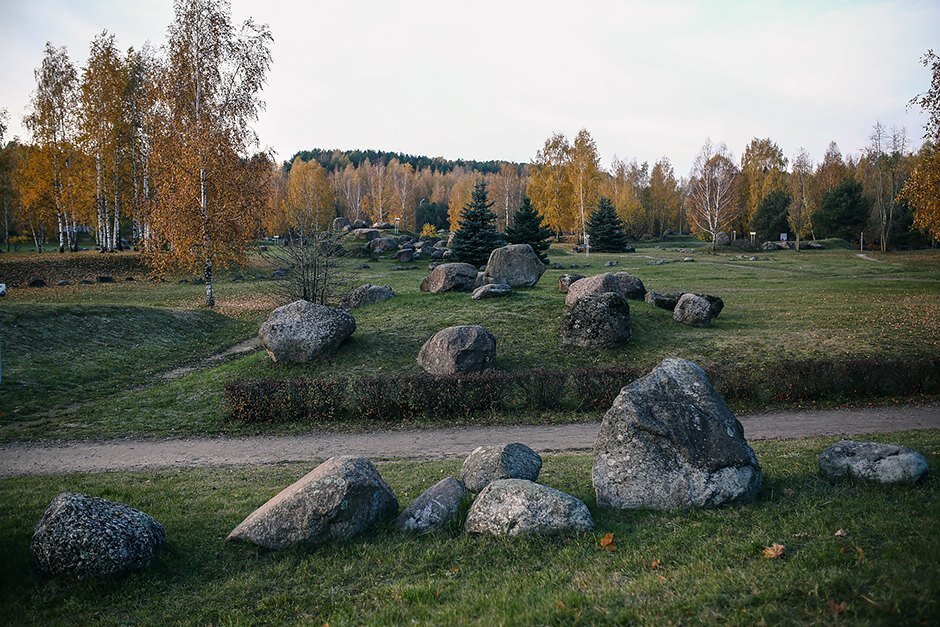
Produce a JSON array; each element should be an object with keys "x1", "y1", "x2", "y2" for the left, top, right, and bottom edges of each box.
[
  {"x1": 1, "y1": 242, "x2": 938, "y2": 442},
  {"x1": 0, "y1": 430, "x2": 937, "y2": 624}
]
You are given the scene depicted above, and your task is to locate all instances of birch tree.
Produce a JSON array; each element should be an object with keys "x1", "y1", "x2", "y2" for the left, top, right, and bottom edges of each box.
[
  {"x1": 687, "y1": 139, "x2": 740, "y2": 251},
  {"x1": 528, "y1": 133, "x2": 573, "y2": 235},
  {"x1": 788, "y1": 148, "x2": 814, "y2": 251},
  {"x1": 149, "y1": 0, "x2": 272, "y2": 307},
  {"x1": 568, "y1": 128, "x2": 602, "y2": 244}
]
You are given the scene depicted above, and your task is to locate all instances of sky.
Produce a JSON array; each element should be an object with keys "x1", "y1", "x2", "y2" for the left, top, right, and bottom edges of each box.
[{"x1": 1, "y1": 0, "x2": 937, "y2": 174}]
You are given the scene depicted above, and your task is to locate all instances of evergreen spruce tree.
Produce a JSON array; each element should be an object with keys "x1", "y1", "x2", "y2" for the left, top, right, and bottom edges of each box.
[
  {"x1": 586, "y1": 197, "x2": 629, "y2": 252},
  {"x1": 505, "y1": 196, "x2": 553, "y2": 263},
  {"x1": 451, "y1": 179, "x2": 505, "y2": 267}
]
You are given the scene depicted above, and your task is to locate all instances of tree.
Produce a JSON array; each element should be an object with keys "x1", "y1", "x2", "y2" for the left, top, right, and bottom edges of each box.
[
  {"x1": 388, "y1": 159, "x2": 414, "y2": 230},
  {"x1": 528, "y1": 132, "x2": 573, "y2": 235},
  {"x1": 862, "y1": 122, "x2": 909, "y2": 251},
  {"x1": 815, "y1": 178, "x2": 871, "y2": 242},
  {"x1": 740, "y1": 137, "x2": 787, "y2": 226},
  {"x1": 647, "y1": 157, "x2": 681, "y2": 238},
  {"x1": 901, "y1": 49, "x2": 940, "y2": 240},
  {"x1": 147, "y1": 0, "x2": 273, "y2": 307},
  {"x1": 451, "y1": 179, "x2": 504, "y2": 267},
  {"x1": 788, "y1": 148, "x2": 814, "y2": 250},
  {"x1": 505, "y1": 195, "x2": 552, "y2": 262},
  {"x1": 568, "y1": 129, "x2": 602, "y2": 243},
  {"x1": 487, "y1": 162, "x2": 524, "y2": 231},
  {"x1": 687, "y1": 139, "x2": 741, "y2": 250},
  {"x1": 447, "y1": 173, "x2": 473, "y2": 231},
  {"x1": 751, "y1": 189, "x2": 790, "y2": 242},
  {"x1": 586, "y1": 197, "x2": 628, "y2": 252},
  {"x1": 607, "y1": 156, "x2": 648, "y2": 237}
]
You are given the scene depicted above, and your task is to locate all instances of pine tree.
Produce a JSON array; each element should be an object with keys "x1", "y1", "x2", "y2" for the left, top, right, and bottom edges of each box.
[
  {"x1": 505, "y1": 195, "x2": 553, "y2": 262},
  {"x1": 587, "y1": 197, "x2": 629, "y2": 252},
  {"x1": 451, "y1": 179, "x2": 504, "y2": 267}
]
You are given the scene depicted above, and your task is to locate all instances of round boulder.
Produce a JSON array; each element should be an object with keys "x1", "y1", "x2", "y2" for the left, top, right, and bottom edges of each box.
[
  {"x1": 471, "y1": 283, "x2": 511, "y2": 300},
  {"x1": 564, "y1": 273, "x2": 622, "y2": 307},
  {"x1": 819, "y1": 440, "x2": 928, "y2": 484},
  {"x1": 465, "y1": 479, "x2": 595, "y2": 536},
  {"x1": 613, "y1": 272, "x2": 647, "y2": 300},
  {"x1": 484, "y1": 244, "x2": 546, "y2": 288},
  {"x1": 417, "y1": 325, "x2": 496, "y2": 375},
  {"x1": 227, "y1": 456, "x2": 399, "y2": 550},
  {"x1": 673, "y1": 293, "x2": 713, "y2": 326},
  {"x1": 459, "y1": 442, "x2": 542, "y2": 493},
  {"x1": 31, "y1": 492, "x2": 166, "y2": 579},
  {"x1": 419, "y1": 262, "x2": 478, "y2": 293},
  {"x1": 259, "y1": 300, "x2": 356, "y2": 364},
  {"x1": 557, "y1": 273, "x2": 585, "y2": 293},
  {"x1": 562, "y1": 292, "x2": 631, "y2": 348},
  {"x1": 715, "y1": 231, "x2": 732, "y2": 246},
  {"x1": 645, "y1": 290, "x2": 682, "y2": 310},
  {"x1": 396, "y1": 477, "x2": 469, "y2": 532},
  {"x1": 340, "y1": 284, "x2": 395, "y2": 309}
]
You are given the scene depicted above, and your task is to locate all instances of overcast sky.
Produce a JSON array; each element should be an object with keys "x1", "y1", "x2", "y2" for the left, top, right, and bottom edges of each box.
[{"x1": 1, "y1": 0, "x2": 937, "y2": 174}]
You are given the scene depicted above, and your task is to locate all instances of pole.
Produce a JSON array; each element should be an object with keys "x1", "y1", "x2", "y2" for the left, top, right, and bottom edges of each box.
[{"x1": 860, "y1": 231, "x2": 864, "y2": 252}]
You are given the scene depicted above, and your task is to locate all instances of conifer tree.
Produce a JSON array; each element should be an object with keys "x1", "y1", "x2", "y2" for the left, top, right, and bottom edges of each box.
[
  {"x1": 451, "y1": 179, "x2": 504, "y2": 267},
  {"x1": 587, "y1": 197, "x2": 629, "y2": 252},
  {"x1": 505, "y1": 195, "x2": 552, "y2": 262}
]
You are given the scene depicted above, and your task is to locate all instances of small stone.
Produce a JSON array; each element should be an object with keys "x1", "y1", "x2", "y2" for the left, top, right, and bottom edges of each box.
[
  {"x1": 471, "y1": 283, "x2": 511, "y2": 300},
  {"x1": 819, "y1": 441, "x2": 928, "y2": 484},
  {"x1": 396, "y1": 477, "x2": 468, "y2": 532}
]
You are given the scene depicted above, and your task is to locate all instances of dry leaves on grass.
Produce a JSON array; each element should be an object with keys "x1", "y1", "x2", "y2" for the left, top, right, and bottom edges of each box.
[
  {"x1": 649, "y1": 559, "x2": 661, "y2": 570},
  {"x1": 827, "y1": 599, "x2": 848, "y2": 615},
  {"x1": 599, "y1": 533, "x2": 617, "y2": 552},
  {"x1": 762, "y1": 543, "x2": 785, "y2": 559}
]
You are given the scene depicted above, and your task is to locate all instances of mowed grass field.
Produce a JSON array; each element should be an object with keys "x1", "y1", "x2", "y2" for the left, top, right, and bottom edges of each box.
[
  {"x1": 1, "y1": 239, "x2": 939, "y2": 442},
  {"x1": 0, "y1": 431, "x2": 937, "y2": 624}
]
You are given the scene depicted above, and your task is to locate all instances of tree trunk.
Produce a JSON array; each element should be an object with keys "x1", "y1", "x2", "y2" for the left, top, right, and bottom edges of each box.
[
  {"x1": 201, "y1": 167, "x2": 215, "y2": 307},
  {"x1": 796, "y1": 232, "x2": 801, "y2": 252}
]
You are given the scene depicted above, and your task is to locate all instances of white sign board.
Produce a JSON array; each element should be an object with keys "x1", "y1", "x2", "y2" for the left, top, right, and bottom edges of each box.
[{"x1": 780, "y1": 233, "x2": 788, "y2": 241}]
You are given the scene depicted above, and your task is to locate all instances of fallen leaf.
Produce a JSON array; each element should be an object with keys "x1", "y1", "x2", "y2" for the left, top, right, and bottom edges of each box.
[
  {"x1": 834, "y1": 529, "x2": 848, "y2": 537},
  {"x1": 599, "y1": 532, "x2": 617, "y2": 552},
  {"x1": 762, "y1": 543, "x2": 785, "y2": 559},
  {"x1": 554, "y1": 601, "x2": 566, "y2": 610},
  {"x1": 657, "y1": 575, "x2": 667, "y2": 583},
  {"x1": 855, "y1": 546, "x2": 865, "y2": 562},
  {"x1": 784, "y1": 488, "x2": 795, "y2": 496},
  {"x1": 827, "y1": 599, "x2": 847, "y2": 615},
  {"x1": 650, "y1": 559, "x2": 661, "y2": 570}
]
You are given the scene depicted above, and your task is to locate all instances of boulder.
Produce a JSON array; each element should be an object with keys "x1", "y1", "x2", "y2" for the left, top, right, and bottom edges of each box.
[
  {"x1": 396, "y1": 477, "x2": 469, "y2": 532},
  {"x1": 31, "y1": 493, "x2": 166, "y2": 579},
  {"x1": 760, "y1": 241, "x2": 781, "y2": 251},
  {"x1": 417, "y1": 325, "x2": 496, "y2": 375},
  {"x1": 56, "y1": 280, "x2": 71, "y2": 286},
  {"x1": 645, "y1": 291, "x2": 682, "y2": 310},
  {"x1": 593, "y1": 358, "x2": 762, "y2": 510},
  {"x1": 604, "y1": 260, "x2": 620, "y2": 267},
  {"x1": 464, "y1": 479, "x2": 594, "y2": 536},
  {"x1": 562, "y1": 292, "x2": 631, "y2": 348},
  {"x1": 332, "y1": 217, "x2": 351, "y2": 231},
  {"x1": 557, "y1": 273, "x2": 585, "y2": 293},
  {"x1": 368, "y1": 237, "x2": 398, "y2": 253},
  {"x1": 442, "y1": 250, "x2": 453, "y2": 259},
  {"x1": 374, "y1": 221, "x2": 393, "y2": 229},
  {"x1": 228, "y1": 456, "x2": 398, "y2": 550},
  {"x1": 471, "y1": 283, "x2": 511, "y2": 300},
  {"x1": 819, "y1": 441, "x2": 928, "y2": 484},
  {"x1": 483, "y1": 244, "x2": 546, "y2": 287},
  {"x1": 695, "y1": 294, "x2": 724, "y2": 318},
  {"x1": 613, "y1": 272, "x2": 647, "y2": 300},
  {"x1": 624, "y1": 245, "x2": 636, "y2": 253},
  {"x1": 350, "y1": 220, "x2": 369, "y2": 229},
  {"x1": 395, "y1": 248, "x2": 414, "y2": 263},
  {"x1": 259, "y1": 300, "x2": 356, "y2": 364},
  {"x1": 349, "y1": 228, "x2": 380, "y2": 241},
  {"x1": 564, "y1": 273, "x2": 622, "y2": 307},
  {"x1": 419, "y1": 262, "x2": 478, "y2": 293},
  {"x1": 673, "y1": 293, "x2": 713, "y2": 326},
  {"x1": 340, "y1": 284, "x2": 395, "y2": 309},
  {"x1": 28, "y1": 278, "x2": 46, "y2": 288},
  {"x1": 474, "y1": 272, "x2": 486, "y2": 289},
  {"x1": 803, "y1": 241, "x2": 825, "y2": 250},
  {"x1": 430, "y1": 249, "x2": 444, "y2": 260},
  {"x1": 459, "y1": 442, "x2": 542, "y2": 493},
  {"x1": 715, "y1": 231, "x2": 732, "y2": 246}
]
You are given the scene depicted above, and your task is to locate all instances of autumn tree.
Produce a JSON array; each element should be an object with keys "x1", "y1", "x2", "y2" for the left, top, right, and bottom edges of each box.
[
  {"x1": 451, "y1": 179, "x2": 504, "y2": 267},
  {"x1": 488, "y1": 162, "x2": 524, "y2": 231},
  {"x1": 901, "y1": 49, "x2": 940, "y2": 240},
  {"x1": 607, "y1": 156, "x2": 648, "y2": 237},
  {"x1": 568, "y1": 129, "x2": 602, "y2": 243},
  {"x1": 647, "y1": 157, "x2": 681, "y2": 238},
  {"x1": 740, "y1": 137, "x2": 787, "y2": 227},
  {"x1": 363, "y1": 158, "x2": 389, "y2": 223},
  {"x1": 147, "y1": 0, "x2": 273, "y2": 307},
  {"x1": 389, "y1": 159, "x2": 414, "y2": 230},
  {"x1": 528, "y1": 133, "x2": 573, "y2": 235},
  {"x1": 687, "y1": 139, "x2": 741, "y2": 250},
  {"x1": 788, "y1": 148, "x2": 814, "y2": 250},
  {"x1": 447, "y1": 172, "x2": 473, "y2": 231}
]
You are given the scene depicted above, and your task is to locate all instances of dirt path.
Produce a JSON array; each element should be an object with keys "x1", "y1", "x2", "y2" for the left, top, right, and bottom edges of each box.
[
  {"x1": 1, "y1": 404, "x2": 937, "y2": 477},
  {"x1": 161, "y1": 337, "x2": 261, "y2": 380}
]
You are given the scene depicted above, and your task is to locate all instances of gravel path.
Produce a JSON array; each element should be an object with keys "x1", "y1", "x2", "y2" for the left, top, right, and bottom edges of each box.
[{"x1": 1, "y1": 404, "x2": 937, "y2": 477}]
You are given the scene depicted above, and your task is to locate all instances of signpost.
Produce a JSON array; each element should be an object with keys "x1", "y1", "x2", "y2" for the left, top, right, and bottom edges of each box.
[{"x1": 584, "y1": 234, "x2": 590, "y2": 258}]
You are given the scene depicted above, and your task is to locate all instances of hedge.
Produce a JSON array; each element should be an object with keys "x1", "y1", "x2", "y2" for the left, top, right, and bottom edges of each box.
[{"x1": 224, "y1": 357, "x2": 940, "y2": 424}]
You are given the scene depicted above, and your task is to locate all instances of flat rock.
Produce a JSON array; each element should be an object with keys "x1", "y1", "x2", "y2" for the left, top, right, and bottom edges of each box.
[
  {"x1": 562, "y1": 292, "x2": 631, "y2": 348},
  {"x1": 819, "y1": 440, "x2": 928, "y2": 484},
  {"x1": 465, "y1": 479, "x2": 594, "y2": 536},
  {"x1": 593, "y1": 358, "x2": 762, "y2": 510},
  {"x1": 31, "y1": 492, "x2": 166, "y2": 579},
  {"x1": 484, "y1": 244, "x2": 546, "y2": 287},
  {"x1": 471, "y1": 283, "x2": 511, "y2": 300},
  {"x1": 417, "y1": 325, "x2": 496, "y2": 375},
  {"x1": 419, "y1": 262, "x2": 478, "y2": 293},
  {"x1": 259, "y1": 300, "x2": 356, "y2": 364},
  {"x1": 341, "y1": 284, "x2": 395, "y2": 309},
  {"x1": 227, "y1": 456, "x2": 398, "y2": 550},
  {"x1": 459, "y1": 442, "x2": 542, "y2": 493},
  {"x1": 396, "y1": 477, "x2": 469, "y2": 532}
]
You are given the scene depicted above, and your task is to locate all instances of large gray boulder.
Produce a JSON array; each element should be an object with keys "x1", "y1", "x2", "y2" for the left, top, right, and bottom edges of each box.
[
  {"x1": 562, "y1": 292, "x2": 631, "y2": 348},
  {"x1": 471, "y1": 283, "x2": 511, "y2": 300},
  {"x1": 557, "y1": 273, "x2": 585, "y2": 293},
  {"x1": 645, "y1": 291, "x2": 682, "y2": 310},
  {"x1": 419, "y1": 262, "x2": 478, "y2": 293},
  {"x1": 715, "y1": 231, "x2": 732, "y2": 246},
  {"x1": 459, "y1": 442, "x2": 542, "y2": 493},
  {"x1": 417, "y1": 325, "x2": 496, "y2": 375},
  {"x1": 259, "y1": 300, "x2": 356, "y2": 364},
  {"x1": 673, "y1": 293, "x2": 714, "y2": 327},
  {"x1": 349, "y1": 228, "x2": 381, "y2": 241},
  {"x1": 227, "y1": 456, "x2": 398, "y2": 550},
  {"x1": 368, "y1": 237, "x2": 398, "y2": 253},
  {"x1": 31, "y1": 493, "x2": 166, "y2": 579},
  {"x1": 396, "y1": 477, "x2": 469, "y2": 532},
  {"x1": 564, "y1": 273, "x2": 623, "y2": 307},
  {"x1": 340, "y1": 284, "x2": 395, "y2": 309},
  {"x1": 593, "y1": 358, "x2": 762, "y2": 510},
  {"x1": 484, "y1": 244, "x2": 546, "y2": 288},
  {"x1": 819, "y1": 441, "x2": 929, "y2": 484},
  {"x1": 613, "y1": 272, "x2": 647, "y2": 300},
  {"x1": 332, "y1": 217, "x2": 351, "y2": 231},
  {"x1": 465, "y1": 479, "x2": 594, "y2": 536}
]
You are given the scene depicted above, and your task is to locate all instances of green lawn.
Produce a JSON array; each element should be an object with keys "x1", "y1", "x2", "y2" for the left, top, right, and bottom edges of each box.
[
  {"x1": 1, "y1": 431, "x2": 937, "y2": 624},
  {"x1": 1, "y1": 242, "x2": 938, "y2": 442}
]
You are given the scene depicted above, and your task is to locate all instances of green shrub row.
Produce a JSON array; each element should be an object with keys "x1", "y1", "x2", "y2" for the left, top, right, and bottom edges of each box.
[{"x1": 224, "y1": 358, "x2": 940, "y2": 424}]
